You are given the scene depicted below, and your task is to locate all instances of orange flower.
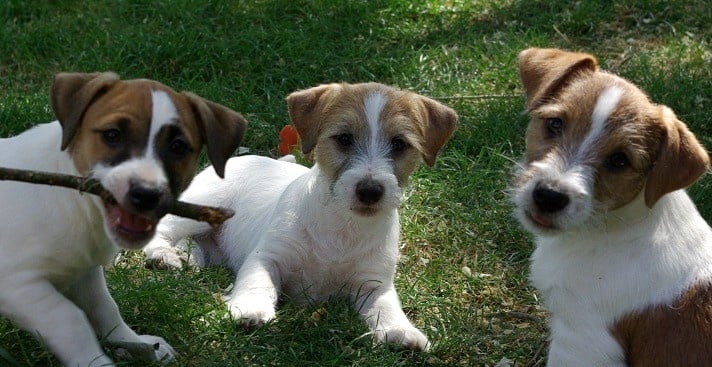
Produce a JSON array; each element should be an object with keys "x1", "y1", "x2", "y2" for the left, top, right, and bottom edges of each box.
[{"x1": 278, "y1": 125, "x2": 299, "y2": 156}]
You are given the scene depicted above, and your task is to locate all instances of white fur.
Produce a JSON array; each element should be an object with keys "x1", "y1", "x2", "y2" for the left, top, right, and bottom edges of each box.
[
  {"x1": 577, "y1": 86, "x2": 623, "y2": 158},
  {"x1": 94, "y1": 158, "x2": 168, "y2": 207},
  {"x1": 529, "y1": 191, "x2": 712, "y2": 366},
  {"x1": 365, "y1": 91, "x2": 387, "y2": 155},
  {"x1": 514, "y1": 155, "x2": 594, "y2": 233},
  {"x1": 145, "y1": 93, "x2": 430, "y2": 351},
  {"x1": 147, "y1": 90, "x2": 178, "y2": 159},
  {"x1": 0, "y1": 90, "x2": 177, "y2": 367}
]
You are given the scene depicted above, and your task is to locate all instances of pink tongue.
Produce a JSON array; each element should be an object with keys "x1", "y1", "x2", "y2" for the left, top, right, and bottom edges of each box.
[
  {"x1": 530, "y1": 212, "x2": 553, "y2": 228},
  {"x1": 108, "y1": 205, "x2": 154, "y2": 232}
]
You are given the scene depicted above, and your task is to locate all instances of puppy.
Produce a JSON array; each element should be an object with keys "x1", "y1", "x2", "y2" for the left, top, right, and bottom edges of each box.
[
  {"x1": 512, "y1": 48, "x2": 712, "y2": 366},
  {"x1": 143, "y1": 82, "x2": 457, "y2": 351},
  {"x1": 0, "y1": 72, "x2": 247, "y2": 366}
]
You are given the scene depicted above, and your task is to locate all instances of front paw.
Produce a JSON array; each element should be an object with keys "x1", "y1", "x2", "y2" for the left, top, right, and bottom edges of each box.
[
  {"x1": 144, "y1": 246, "x2": 186, "y2": 270},
  {"x1": 139, "y1": 335, "x2": 176, "y2": 364},
  {"x1": 375, "y1": 326, "x2": 430, "y2": 352},
  {"x1": 109, "y1": 335, "x2": 175, "y2": 364},
  {"x1": 227, "y1": 294, "x2": 276, "y2": 328}
]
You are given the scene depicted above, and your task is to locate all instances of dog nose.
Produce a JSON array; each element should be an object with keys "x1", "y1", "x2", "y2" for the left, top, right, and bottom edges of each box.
[
  {"x1": 532, "y1": 185, "x2": 570, "y2": 213},
  {"x1": 356, "y1": 179, "x2": 384, "y2": 205},
  {"x1": 128, "y1": 185, "x2": 163, "y2": 212}
]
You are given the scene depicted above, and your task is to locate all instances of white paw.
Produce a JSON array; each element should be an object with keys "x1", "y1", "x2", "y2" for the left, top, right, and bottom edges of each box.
[
  {"x1": 144, "y1": 246, "x2": 186, "y2": 269},
  {"x1": 227, "y1": 294, "x2": 276, "y2": 328},
  {"x1": 138, "y1": 334, "x2": 176, "y2": 364},
  {"x1": 375, "y1": 326, "x2": 430, "y2": 351},
  {"x1": 109, "y1": 335, "x2": 175, "y2": 364}
]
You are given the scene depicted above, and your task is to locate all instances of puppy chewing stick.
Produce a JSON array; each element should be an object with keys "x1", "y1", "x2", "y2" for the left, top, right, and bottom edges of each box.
[{"x1": 0, "y1": 167, "x2": 234, "y2": 227}]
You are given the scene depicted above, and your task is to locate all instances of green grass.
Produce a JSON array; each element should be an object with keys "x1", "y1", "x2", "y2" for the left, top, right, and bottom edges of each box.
[{"x1": 1, "y1": 0, "x2": 711, "y2": 366}]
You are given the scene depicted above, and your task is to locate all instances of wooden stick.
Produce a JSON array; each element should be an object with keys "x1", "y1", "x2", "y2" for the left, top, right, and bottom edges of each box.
[
  {"x1": 0, "y1": 167, "x2": 234, "y2": 227},
  {"x1": 433, "y1": 94, "x2": 520, "y2": 101}
]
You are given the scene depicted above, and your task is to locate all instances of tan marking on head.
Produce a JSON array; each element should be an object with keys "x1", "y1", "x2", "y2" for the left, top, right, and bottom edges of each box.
[
  {"x1": 612, "y1": 282, "x2": 712, "y2": 366},
  {"x1": 286, "y1": 82, "x2": 457, "y2": 184}
]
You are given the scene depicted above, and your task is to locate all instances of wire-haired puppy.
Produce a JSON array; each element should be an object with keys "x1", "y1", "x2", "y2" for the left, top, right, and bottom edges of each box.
[
  {"x1": 512, "y1": 47, "x2": 712, "y2": 366},
  {"x1": 144, "y1": 82, "x2": 457, "y2": 351}
]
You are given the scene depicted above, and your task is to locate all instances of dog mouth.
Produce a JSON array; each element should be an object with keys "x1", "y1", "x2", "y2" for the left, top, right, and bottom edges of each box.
[
  {"x1": 352, "y1": 205, "x2": 379, "y2": 217},
  {"x1": 104, "y1": 201, "x2": 158, "y2": 245},
  {"x1": 526, "y1": 210, "x2": 556, "y2": 230}
]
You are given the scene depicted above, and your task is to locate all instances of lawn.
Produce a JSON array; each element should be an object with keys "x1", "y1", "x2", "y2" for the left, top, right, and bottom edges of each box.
[{"x1": 0, "y1": 0, "x2": 710, "y2": 366}]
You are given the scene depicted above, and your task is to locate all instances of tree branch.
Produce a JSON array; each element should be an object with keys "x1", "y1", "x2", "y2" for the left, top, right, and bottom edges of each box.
[{"x1": 0, "y1": 167, "x2": 234, "y2": 227}]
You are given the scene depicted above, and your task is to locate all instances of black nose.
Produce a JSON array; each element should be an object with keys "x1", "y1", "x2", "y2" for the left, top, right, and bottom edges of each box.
[
  {"x1": 356, "y1": 179, "x2": 384, "y2": 205},
  {"x1": 128, "y1": 185, "x2": 163, "y2": 212},
  {"x1": 532, "y1": 185, "x2": 570, "y2": 213}
]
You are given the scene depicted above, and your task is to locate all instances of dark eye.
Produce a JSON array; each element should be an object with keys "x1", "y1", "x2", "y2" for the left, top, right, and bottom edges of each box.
[
  {"x1": 391, "y1": 136, "x2": 408, "y2": 154},
  {"x1": 545, "y1": 118, "x2": 564, "y2": 138},
  {"x1": 101, "y1": 129, "x2": 122, "y2": 147},
  {"x1": 168, "y1": 138, "x2": 191, "y2": 157},
  {"x1": 605, "y1": 152, "x2": 630, "y2": 171},
  {"x1": 334, "y1": 133, "x2": 354, "y2": 149}
]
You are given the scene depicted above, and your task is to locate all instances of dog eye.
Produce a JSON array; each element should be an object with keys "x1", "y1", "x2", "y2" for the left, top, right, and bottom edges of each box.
[
  {"x1": 391, "y1": 137, "x2": 408, "y2": 154},
  {"x1": 334, "y1": 133, "x2": 354, "y2": 149},
  {"x1": 605, "y1": 152, "x2": 630, "y2": 170},
  {"x1": 101, "y1": 129, "x2": 122, "y2": 147},
  {"x1": 168, "y1": 138, "x2": 191, "y2": 157},
  {"x1": 545, "y1": 118, "x2": 564, "y2": 138}
]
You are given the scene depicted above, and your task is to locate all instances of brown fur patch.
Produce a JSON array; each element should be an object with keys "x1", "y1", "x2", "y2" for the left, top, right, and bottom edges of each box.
[
  {"x1": 644, "y1": 106, "x2": 710, "y2": 207},
  {"x1": 518, "y1": 47, "x2": 598, "y2": 111},
  {"x1": 612, "y1": 282, "x2": 712, "y2": 367},
  {"x1": 68, "y1": 80, "x2": 155, "y2": 174}
]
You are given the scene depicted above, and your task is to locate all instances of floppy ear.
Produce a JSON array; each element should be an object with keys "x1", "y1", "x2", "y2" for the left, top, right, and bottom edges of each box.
[
  {"x1": 518, "y1": 48, "x2": 598, "y2": 110},
  {"x1": 644, "y1": 106, "x2": 710, "y2": 207},
  {"x1": 50, "y1": 72, "x2": 121, "y2": 150},
  {"x1": 286, "y1": 83, "x2": 341, "y2": 154},
  {"x1": 415, "y1": 96, "x2": 458, "y2": 167},
  {"x1": 183, "y1": 92, "x2": 248, "y2": 178}
]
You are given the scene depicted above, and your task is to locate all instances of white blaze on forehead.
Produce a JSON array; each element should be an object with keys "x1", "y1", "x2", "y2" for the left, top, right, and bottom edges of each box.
[
  {"x1": 577, "y1": 86, "x2": 624, "y2": 157},
  {"x1": 148, "y1": 90, "x2": 179, "y2": 158},
  {"x1": 363, "y1": 91, "x2": 387, "y2": 154}
]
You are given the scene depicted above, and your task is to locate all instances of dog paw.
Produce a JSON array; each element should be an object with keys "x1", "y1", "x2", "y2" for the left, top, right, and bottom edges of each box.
[
  {"x1": 109, "y1": 335, "x2": 175, "y2": 364},
  {"x1": 138, "y1": 335, "x2": 176, "y2": 364},
  {"x1": 227, "y1": 294, "x2": 276, "y2": 328},
  {"x1": 376, "y1": 326, "x2": 430, "y2": 352},
  {"x1": 144, "y1": 247, "x2": 185, "y2": 270}
]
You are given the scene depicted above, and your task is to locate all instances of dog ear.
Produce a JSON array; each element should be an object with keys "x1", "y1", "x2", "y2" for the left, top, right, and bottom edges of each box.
[
  {"x1": 51, "y1": 72, "x2": 121, "y2": 150},
  {"x1": 644, "y1": 107, "x2": 710, "y2": 207},
  {"x1": 286, "y1": 84, "x2": 341, "y2": 154},
  {"x1": 415, "y1": 96, "x2": 458, "y2": 166},
  {"x1": 183, "y1": 92, "x2": 248, "y2": 178},
  {"x1": 518, "y1": 48, "x2": 598, "y2": 110}
]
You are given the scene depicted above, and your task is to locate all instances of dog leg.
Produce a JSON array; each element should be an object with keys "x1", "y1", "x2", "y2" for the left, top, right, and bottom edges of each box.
[
  {"x1": 65, "y1": 266, "x2": 176, "y2": 364},
  {"x1": 144, "y1": 214, "x2": 213, "y2": 269},
  {"x1": 0, "y1": 279, "x2": 115, "y2": 366},
  {"x1": 225, "y1": 255, "x2": 280, "y2": 327},
  {"x1": 354, "y1": 284, "x2": 429, "y2": 351}
]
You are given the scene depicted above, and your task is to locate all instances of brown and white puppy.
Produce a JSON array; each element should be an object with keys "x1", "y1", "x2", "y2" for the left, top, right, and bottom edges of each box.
[
  {"x1": 512, "y1": 48, "x2": 712, "y2": 366},
  {"x1": 144, "y1": 82, "x2": 457, "y2": 351},
  {"x1": 0, "y1": 72, "x2": 247, "y2": 366}
]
